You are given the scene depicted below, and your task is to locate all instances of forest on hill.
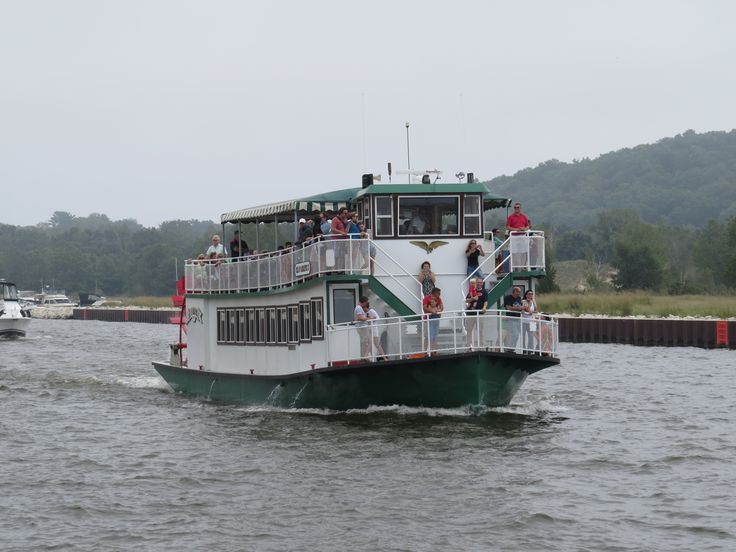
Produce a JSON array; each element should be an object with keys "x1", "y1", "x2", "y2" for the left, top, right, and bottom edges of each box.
[{"x1": 485, "y1": 130, "x2": 736, "y2": 229}]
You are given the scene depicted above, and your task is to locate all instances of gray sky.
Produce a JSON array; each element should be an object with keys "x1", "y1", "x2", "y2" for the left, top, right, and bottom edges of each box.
[{"x1": 2, "y1": 0, "x2": 734, "y2": 227}]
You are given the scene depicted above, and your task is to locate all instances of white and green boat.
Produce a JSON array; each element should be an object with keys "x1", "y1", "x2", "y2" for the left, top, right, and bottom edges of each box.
[{"x1": 153, "y1": 174, "x2": 559, "y2": 409}]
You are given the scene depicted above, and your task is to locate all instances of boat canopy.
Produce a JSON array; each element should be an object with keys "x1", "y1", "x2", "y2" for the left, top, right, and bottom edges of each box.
[
  {"x1": 220, "y1": 187, "x2": 361, "y2": 224},
  {"x1": 220, "y1": 182, "x2": 511, "y2": 224}
]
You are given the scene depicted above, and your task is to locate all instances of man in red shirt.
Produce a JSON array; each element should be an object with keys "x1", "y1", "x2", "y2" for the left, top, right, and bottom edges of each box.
[
  {"x1": 506, "y1": 202, "x2": 531, "y2": 270},
  {"x1": 330, "y1": 207, "x2": 349, "y2": 271},
  {"x1": 506, "y1": 202, "x2": 530, "y2": 232}
]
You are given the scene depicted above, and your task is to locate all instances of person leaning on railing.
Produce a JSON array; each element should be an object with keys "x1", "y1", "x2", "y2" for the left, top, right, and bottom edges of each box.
[
  {"x1": 503, "y1": 286, "x2": 523, "y2": 349},
  {"x1": 464, "y1": 278, "x2": 488, "y2": 348},
  {"x1": 521, "y1": 289, "x2": 538, "y2": 351},
  {"x1": 422, "y1": 287, "x2": 443, "y2": 354}
]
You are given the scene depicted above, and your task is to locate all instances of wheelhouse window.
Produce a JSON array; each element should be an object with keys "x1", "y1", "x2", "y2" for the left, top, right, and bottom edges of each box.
[
  {"x1": 463, "y1": 195, "x2": 482, "y2": 236},
  {"x1": 398, "y1": 196, "x2": 459, "y2": 236},
  {"x1": 374, "y1": 196, "x2": 393, "y2": 237}
]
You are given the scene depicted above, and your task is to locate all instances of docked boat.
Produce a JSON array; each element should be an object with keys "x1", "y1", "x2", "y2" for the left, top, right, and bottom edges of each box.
[
  {"x1": 153, "y1": 173, "x2": 560, "y2": 409},
  {"x1": 0, "y1": 280, "x2": 32, "y2": 338}
]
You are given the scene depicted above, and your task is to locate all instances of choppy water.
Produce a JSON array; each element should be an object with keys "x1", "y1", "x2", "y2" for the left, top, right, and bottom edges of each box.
[{"x1": 1, "y1": 319, "x2": 735, "y2": 551}]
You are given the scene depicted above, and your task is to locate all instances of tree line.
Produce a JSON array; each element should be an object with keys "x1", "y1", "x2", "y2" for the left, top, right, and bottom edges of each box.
[{"x1": 548, "y1": 209, "x2": 736, "y2": 292}]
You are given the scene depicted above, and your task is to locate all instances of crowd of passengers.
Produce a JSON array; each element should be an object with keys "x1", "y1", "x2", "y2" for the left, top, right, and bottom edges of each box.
[{"x1": 191, "y1": 207, "x2": 369, "y2": 266}]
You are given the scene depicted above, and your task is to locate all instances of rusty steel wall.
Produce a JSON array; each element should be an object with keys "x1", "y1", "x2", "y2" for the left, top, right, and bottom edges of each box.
[
  {"x1": 72, "y1": 308, "x2": 178, "y2": 324},
  {"x1": 558, "y1": 318, "x2": 735, "y2": 349}
]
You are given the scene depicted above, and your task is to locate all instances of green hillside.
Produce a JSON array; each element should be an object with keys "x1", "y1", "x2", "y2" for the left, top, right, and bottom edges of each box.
[{"x1": 485, "y1": 129, "x2": 736, "y2": 229}]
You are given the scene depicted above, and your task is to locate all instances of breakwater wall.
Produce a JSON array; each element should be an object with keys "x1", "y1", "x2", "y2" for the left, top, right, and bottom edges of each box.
[
  {"x1": 72, "y1": 308, "x2": 178, "y2": 324},
  {"x1": 558, "y1": 317, "x2": 735, "y2": 349}
]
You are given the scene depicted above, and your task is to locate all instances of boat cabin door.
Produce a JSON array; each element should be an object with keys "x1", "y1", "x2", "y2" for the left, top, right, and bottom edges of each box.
[{"x1": 328, "y1": 282, "x2": 361, "y2": 325}]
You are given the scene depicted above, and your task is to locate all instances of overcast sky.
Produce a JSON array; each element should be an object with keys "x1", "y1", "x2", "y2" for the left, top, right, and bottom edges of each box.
[{"x1": 1, "y1": 0, "x2": 734, "y2": 227}]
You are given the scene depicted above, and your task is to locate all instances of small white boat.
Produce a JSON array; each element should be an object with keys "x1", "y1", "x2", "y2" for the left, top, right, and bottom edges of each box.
[{"x1": 0, "y1": 280, "x2": 32, "y2": 338}]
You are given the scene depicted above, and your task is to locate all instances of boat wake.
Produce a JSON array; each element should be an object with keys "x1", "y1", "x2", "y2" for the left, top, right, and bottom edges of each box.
[{"x1": 228, "y1": 397, "x2": 568, "y2": 419}]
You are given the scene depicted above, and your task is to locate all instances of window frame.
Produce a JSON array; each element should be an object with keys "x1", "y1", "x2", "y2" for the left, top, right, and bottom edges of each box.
[
  {"x1": 462, "y1": 194, "x2": 482, "y2": 236},
  {"x1": 288, "y1": 305, "x2": 299, "y2": 344},
  {"x1": 396, "y1": 194, "x2": 460, "y2": 237},
  {"x1": 374, "y1": 195, "x2": 394, "y2": 237},
  {"x1": 310, "y1": 297, "x2": 324, "y2": 340}
]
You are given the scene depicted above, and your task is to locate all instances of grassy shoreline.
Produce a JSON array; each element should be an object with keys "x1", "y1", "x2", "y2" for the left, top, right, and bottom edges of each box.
[{"x1": 537, "y1": 292, "x2": 736, "y2": 318}]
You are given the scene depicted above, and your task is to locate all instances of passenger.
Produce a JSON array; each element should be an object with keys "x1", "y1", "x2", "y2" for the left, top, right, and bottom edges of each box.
[
  {"x1": 354, "y1": 296, "x2": 372, "y2": 360},
  {"x1": 503, "y1": 287, "x2": 523, "y2": 349},
  {"x1": 330, "y1": 208, "x2": 350, "y2": 272},
  {"x1": 409, "y1": 209, "x2": 428, "y2": 234},
  {"x1": 229, "y1": 230, "x2": 249, "y2": 258},
  {"x1": 521, "y1": 289, "x2": 538, "y2": 352},
  {"x1": 465, "y1": 239, "x2": 485, "y2": 279},
  {"x1": 465, "y1": 278, "x2": 488, "y2": 348},
  {"x1": 506, "y1": 202, "x2": 530, "y2": 232},
  {"x1": 206, "y1": 235, "x2": 227, "y2": 258},
  {"x1": 418, "y1": 261, "x2": 436, "y2": 297},
  {"x1": 348, "y1": 213, "x2": 361, "y2": 238},
  {"x1": 330, "y1": 208, "x2": 349, "y2": 238},
  {"x1": 506, "y1": 202, "x2": 531, "y2": 270},
  {"x1": 422, "y1": 287, "x2": 443, "y2": 354},
  {"x1": 192, "y1": 254, "x2": 207, "y2": 290},
  {"x1": 361, "y1": 223, "x2": 376, "y2": 275},
  {"x1": 366, "y1": 305, "x2": 386, "y2": 360},
  {"x1": 491, "y1": 227, "x2": 505, "y2": 274},
  {"x1": 319, "y1": 212, "x2": 332, "y2": 236},
  {"x1": 297, "y1": 218, "x2": 313, "y2": 245}
]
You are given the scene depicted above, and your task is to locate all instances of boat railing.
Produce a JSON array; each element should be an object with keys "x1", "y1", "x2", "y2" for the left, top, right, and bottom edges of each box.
[
  {"x1": 185, "y1": 238, "x2": 372, "y2": 293},
  {"x1": 459, "y1": 231, "x2": 546, "y2": 301},
  {"x1": 325, "y1": 309, "x2": 559, "y2": 365}
]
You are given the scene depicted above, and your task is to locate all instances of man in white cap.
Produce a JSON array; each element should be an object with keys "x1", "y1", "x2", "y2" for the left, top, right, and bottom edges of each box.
[{"x1": 297, "y1": 218, "x2": 314, "y2": 245}]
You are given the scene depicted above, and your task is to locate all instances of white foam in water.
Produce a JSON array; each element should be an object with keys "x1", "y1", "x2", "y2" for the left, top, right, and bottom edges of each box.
[
  {"x1": 114, "y1": 375, "x2": 171, "y2": 391},
  {"x1": 494, "y1": 398, "x2": 570, "y2": 417},
  {"x1": 229, "y1": 400, "x2": 568, "y2": 418}
]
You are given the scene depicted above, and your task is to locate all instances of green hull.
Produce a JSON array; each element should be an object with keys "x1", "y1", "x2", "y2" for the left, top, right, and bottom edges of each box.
[{"x1": 153, "y1": 352, "x2": 558, "y2": 410}]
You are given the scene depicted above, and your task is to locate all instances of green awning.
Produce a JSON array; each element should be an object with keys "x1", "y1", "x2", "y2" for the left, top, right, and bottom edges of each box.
[{"x1": 220, "y1": 187, "x2": 362, "y2": 224}]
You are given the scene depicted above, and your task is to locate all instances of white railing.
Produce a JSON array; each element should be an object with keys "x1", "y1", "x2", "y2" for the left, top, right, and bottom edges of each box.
[
  {"x1": 186, "y1": 238, "x2": 372, "y2": 293},
  {"x1": 325, "y1": 309, "x2": 559, "y2": 365},
  {"x1": 459, "y1": 231, "x2": 546, "y2": 301}
]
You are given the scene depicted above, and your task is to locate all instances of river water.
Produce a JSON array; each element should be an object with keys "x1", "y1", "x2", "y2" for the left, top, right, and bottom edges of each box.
[{"x1": 1, "y1": 319, "x2": 734, "y2": 551}]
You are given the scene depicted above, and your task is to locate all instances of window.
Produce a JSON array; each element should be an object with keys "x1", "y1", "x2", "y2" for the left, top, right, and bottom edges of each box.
[
  {"x1": 267, "y1": 308, "x2": 277, "y2": 344},
  {"x1": 310, "y1": 298, "x2": 324, "y2": 339},
  {"x1": 375, "y1": 196, "x2": 393, "y2": 236},
  {"x1": 227, "y1": 309, "x2": 236, "y2": 343},
  {"x1": 217, "y1": 309, "x2": 226, "y2": 343},
  {"x1": 255, "y1": 308, "x2": 266, "y2": 344},
  {"x1": 245, "y1": 308, "x2": 255, "y2": 344},
  {"x1": 277, "y1": 307, "x2": 288, "y2": 344},
  {"x1": 236, "y1": 309, "x2": 245, "y2": 343},
  {"x1": 463, "y1": 195, "x2": 482, "y2": 236},
  {"x1": 299, "y1": 302, "x2": 312, "y2": 342},
  {"x1": 288, "y1": 305, "x2": 299, "y2": 343},
  {"x1": 363, "y1": 198, "x2": 371, "y2": 230},
  {"x1": 398, "y1": 196, "x2": 459, "y2": 236}
]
